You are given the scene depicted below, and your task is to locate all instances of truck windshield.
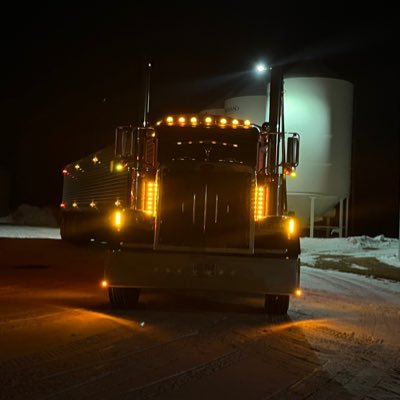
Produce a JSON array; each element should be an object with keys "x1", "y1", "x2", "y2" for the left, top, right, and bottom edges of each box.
[{"x1": 156, "y1": 126, "x2": 259, "y2": 167}]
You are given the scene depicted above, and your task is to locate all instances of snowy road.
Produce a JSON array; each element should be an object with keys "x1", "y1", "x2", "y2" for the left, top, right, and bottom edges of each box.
[{"x1": 0, "y1": 237, "x2": 399, "y2": 399}]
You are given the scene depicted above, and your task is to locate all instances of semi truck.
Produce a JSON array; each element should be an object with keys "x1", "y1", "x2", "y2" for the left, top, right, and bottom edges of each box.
[{"x1": 60, "y1": 66, "x2": 301, "y2": 314}]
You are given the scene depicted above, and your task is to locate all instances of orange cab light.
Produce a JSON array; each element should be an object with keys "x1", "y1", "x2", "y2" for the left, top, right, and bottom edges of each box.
[
  {"x1": 295, "y1": 288, "x2": 302, "y2": 297},
  {"x1": 288, "y1": 218, "x2": 296, "y2": 235},
  {"x1": 204, "y1": 116, "x2": 213, "y2": 125},
  {"x1": 114, "y1": 211, "x2": 122, "y2": 228},
  {"x1": 178, "y1": 116, "x2": 186, "y2": 124},
  {"x1": 255, "y1": 186, "x2": 266, "y2": 221},
  {"x1": 101, "y1": 280, "x2": 109, "y2": 288}
]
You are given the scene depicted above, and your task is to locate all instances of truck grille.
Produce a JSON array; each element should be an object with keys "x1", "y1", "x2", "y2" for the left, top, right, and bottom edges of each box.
[{"x1": 157, "y1": 163, "x2": 253, "y2": 250}]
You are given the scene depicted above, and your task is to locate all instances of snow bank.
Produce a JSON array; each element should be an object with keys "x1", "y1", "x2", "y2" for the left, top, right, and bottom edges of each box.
[
  {"x1": 0, "y1": 226, "x2": 61, "y2": 239},
  {"x1": 301, "y1": 235, "x2": 400, "y2": 268},
  {"x1": 0, "y1": 204, "x2": 59, "y2": 228}
]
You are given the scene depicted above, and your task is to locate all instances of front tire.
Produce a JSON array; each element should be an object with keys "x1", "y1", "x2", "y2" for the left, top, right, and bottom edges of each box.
[
  {"x1": 264, "y1": 294, "x2": 289, "y2": 315},
  {"x1": 108, "y1": 287, "x2": 140, "y2": 309}
]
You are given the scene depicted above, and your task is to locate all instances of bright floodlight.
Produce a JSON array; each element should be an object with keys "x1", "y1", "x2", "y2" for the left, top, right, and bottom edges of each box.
[{"x1": 255, "y1": 63, "x2": 268, "y2": 73}]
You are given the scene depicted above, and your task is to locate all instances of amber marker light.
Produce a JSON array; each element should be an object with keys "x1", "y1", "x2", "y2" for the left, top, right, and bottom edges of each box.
[
  {"x1": 232, "y1": 119, "x2": 239, "y2": 127},
  {"x1": 178, "y1": 116, "x2": 186, "y2": 125},
  {"x1": 145, "y1": 181, "x2": 158, "y2": 217},
  {"x1": 219, "y1": 118, "x2": 227, "y2": 126},
  {"x1": 190, "y1": 117, "x2": 198, "y2": 125},
  {"x1": 166, "y1": 116, "x2": 174, "y2": 125},
  {"x1": 204, "y1": 116, "x2": 213, "y2": 125},
  {"x1": 114, "y1": 210, "x2": 123, "y2": 229},
  {"x1": 295, "y1": 289, "x2": 302, "y2": 297},
  {"x1": 101, "y1": 280, "x2": 109, "y2": 288},
  {"x1": 254, "y1": 186, "x2": 266, "y2": 221},
  {"x1": 288, "y1": 218, "x2": 296, "y2": 235},
  {"x1": 244, "y1": 119, "x2": 251, "y2": 127},
  {"x1": 115, "y1": 163, "x2": 124, "y2": 171}
]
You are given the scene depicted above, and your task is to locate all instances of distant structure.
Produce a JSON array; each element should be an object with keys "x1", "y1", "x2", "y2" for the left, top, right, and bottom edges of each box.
[
  {"x1": 0, "y1": 168, "x2": 10, "y2": 217},
  {"x1": 204, "y1": 64, "x2": 354, "y2": 237}
]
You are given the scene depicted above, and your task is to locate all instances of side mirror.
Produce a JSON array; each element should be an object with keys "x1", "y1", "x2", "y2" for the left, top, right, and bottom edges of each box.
[
  {"x1": 115, "y1": 126, "x2": 135, "y2": 158},
  {"x1": 286, "y1": 134, "x2": 299, "y2": 168}
]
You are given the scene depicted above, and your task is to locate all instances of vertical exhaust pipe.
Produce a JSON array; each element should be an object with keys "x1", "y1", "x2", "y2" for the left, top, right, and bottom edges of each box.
[
  {"x1": 266, "y1": 65, "x2": 284, "y2": 216},
  {"x1": 143, "y1": 60, "x2": 152, "y2": 127}
]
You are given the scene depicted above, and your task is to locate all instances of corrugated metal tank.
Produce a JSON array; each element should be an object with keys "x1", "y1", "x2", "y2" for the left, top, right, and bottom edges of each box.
[{"x1": 224, "y1": 76, "x2": 354, "y2": 225}]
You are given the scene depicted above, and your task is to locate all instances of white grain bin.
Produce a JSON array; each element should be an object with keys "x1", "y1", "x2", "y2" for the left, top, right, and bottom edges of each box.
[
  {"x1": 224, "y1": 75, "x2": 354, "y2": 232},
  {"x1": 283, "y1": 77, "x2": 353, "y2": 229}
]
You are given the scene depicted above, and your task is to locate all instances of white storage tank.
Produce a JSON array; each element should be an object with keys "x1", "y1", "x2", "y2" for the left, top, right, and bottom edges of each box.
[
  {"x1": 283, "y1": 77, "x2": 353, "y2": 226},
  {"x1": 224, "y1": 75, "x2": 354, "y2": 229}
]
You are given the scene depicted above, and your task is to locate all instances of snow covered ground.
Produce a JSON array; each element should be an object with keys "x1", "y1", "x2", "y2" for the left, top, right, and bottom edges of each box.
[{"x1": 301, "y1": 235, "x2": 400, "y2": 268}]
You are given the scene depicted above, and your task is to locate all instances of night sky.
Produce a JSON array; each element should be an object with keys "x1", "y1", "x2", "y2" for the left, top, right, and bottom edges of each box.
[{"x1": 1, "y1": 5, "x2": 399, "y2": 236}]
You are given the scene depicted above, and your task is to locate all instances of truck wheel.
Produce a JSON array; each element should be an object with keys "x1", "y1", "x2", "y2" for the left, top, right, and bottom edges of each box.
[
  {"x1": 264, "y1": 294, "x2": 289, "y2": 315},
  {"x1": 108, "y1": 287, "x2": 140, "y2": 309}
]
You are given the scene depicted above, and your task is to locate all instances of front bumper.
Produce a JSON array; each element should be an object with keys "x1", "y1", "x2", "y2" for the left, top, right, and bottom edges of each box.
[{"x1": 105, "y1": 249, "x2": 300, "y2": 295}]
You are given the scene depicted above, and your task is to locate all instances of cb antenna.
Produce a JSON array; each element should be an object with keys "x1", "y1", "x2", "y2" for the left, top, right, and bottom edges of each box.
[{"x1": 143, "y1": 60, "x2": 152, "y2": 127}]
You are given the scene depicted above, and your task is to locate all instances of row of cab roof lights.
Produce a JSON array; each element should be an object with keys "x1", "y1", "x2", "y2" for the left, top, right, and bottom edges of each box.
[
  {"x1": 60, "y1": 199, "x2": 122, "y2": 209},
  {"x1": 157, "y1": 115, "x2": 252, "y2": 128}
]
